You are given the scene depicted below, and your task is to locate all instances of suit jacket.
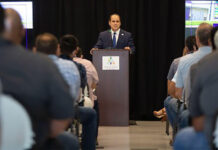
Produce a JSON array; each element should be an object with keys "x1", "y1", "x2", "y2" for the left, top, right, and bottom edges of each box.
[{"x1": 94, "y1": 29, "x2": 135, "y2": 54}]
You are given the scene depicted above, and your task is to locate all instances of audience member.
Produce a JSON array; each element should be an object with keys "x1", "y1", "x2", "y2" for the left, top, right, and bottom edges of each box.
[
  {"x1": 153, "y1": 35, "x2": 197, "y2": 125},
  {"x1": 59, "y1": 34, "x2": 97, "y2": 150},
  {"x1": 0, "y1": 6, "x2": 78, "y2": 149},
  {"x1": 167, "y1": 23, "x2": 212, "y2": 130},
  {"x1": 174, "y1": 27, "x2": 218, "y2": 150},
  {"x1": 74, "y1": 47, "x2": 100, "y2": 144}
]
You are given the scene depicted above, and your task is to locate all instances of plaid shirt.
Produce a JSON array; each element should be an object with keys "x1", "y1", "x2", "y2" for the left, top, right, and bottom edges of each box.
[{"x1": 49, "y1": 55, "x2": 80, "y2": 101}]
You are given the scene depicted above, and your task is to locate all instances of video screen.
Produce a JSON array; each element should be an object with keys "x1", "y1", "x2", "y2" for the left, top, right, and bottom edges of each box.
[
  {"x1": 185, "y1": 1, "x2": 218, "y2": 37},
  {"x1": 0, "y1": 1, "x2": 33, "y2": 29}
]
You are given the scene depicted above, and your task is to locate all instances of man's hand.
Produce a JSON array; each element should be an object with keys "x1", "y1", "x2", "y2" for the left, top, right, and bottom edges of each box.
[
  {"x1": 124, "y1": 46, "x2": 131, "y2": 51},
  {"x1": 50, "y1": 119, "x2": 72, "y2": 138},
  {"x1": 90, "y1": 48, "x2": 98, "y2": 55},
  {"x1": 192, "y1": 116, "x2": 205, "y2": 131}
]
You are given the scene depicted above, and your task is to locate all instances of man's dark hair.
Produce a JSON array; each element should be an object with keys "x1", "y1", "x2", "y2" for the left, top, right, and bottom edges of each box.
[
  {"x1": 197, "y1": 23, "x2": 213, "y2": 46},
  {"x1": 211, "y1": 26, "x2": 218, "y2": 50},
  {"x1": 0, "y1": 4, "x2": 5, "y2": 33},
  {"x1": 185, "y1": 35, "x2": 198, "y2": 52},
  {"x1": 109, "y1": 13, "x2": 121, "y2": 21},
  {"x1": 35, "y1": 33, "x2": 58, "y2": 55},
  {"x1": 60, "y1": 34, "x2": 79, "y2": 54}
]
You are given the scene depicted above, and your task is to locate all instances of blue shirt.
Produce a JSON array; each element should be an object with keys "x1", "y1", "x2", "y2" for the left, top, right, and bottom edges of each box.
[
  {"x1": 173, "y1": 46, "x2": 212, "y2": 88},
  {"x1": 48, "y1": 55, "x2": 81, "y2": 100}
]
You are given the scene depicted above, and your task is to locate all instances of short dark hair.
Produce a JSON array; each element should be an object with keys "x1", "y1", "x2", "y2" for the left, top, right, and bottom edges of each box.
[
  {"x1": 196, "y1": 23, "x2": 213, "y2": 46},
  {"x1": 0, "y1": 4, "x2": 5, "y2": 33},
  {"x1": 185, "y1": 35, "x2": 197, "y2": 52},
  {"x1": 109, "y1": 13, "x2": 121, "y2": 22},
  {"x1": 60, "y1": 34, "x2": 79, "y2": 54},
  {"x1": 35, "y1": 33, "x2": 58, "y2": 55},
  {"x1": 211, "y1": 26, "x2": 218, "y2": 50}
]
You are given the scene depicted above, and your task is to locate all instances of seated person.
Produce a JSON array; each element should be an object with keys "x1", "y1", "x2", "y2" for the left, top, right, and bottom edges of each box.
[
  {"x1": 73, "y1": 47, "x2": 100, "y2": 144},
  {"x1": 153, "y1": 35, "x2": 197, "y2": 126},
  {"x1": 174, "y1": 26, "x2": 218, "y2": 150},
  {"x1": 35, "y1": 33, "x2": 97, "y2": 150},
  {"x1": 0, "y1": 6, "x2": 78, "y2": 149}
]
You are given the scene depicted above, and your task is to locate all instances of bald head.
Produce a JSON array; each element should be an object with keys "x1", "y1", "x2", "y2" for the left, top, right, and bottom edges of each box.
[
  {"x1": 3, "y1": 8, "x2": 25, "y2": 44},
  {"x1": 35, "y1": 33, "x2": 58, "y2": 55},
  {"x1": 196, "y1": 23, "x2": 213, "y2": 47},
  {"x1": 214, "y1": 30, "x2": 218, "y2": 50}
]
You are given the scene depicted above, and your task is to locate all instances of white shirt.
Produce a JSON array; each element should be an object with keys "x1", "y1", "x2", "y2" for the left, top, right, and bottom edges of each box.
[
  {"x1": 0, "y1": 94, "x2": 35, "y2": 150},
  {"x1": 111, "y1": 29, "x2": 120, "y2": 44}
]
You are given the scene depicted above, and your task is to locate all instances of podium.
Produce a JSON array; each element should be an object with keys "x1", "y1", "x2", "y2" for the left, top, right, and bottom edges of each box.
[{"x1": 93, "y1": 49, "x2": 129, "y2": 126}]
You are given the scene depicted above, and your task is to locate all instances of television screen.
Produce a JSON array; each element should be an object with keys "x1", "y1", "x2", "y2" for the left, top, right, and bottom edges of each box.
[
  {"x1": 185, "y1": 1, "x2": 218, "y2": 37},
  {"x1": 0, "y1": 1, "x2": 33, "y2": 29}
]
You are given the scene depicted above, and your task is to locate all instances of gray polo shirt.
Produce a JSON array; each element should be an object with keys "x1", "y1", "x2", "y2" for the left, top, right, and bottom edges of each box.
[
  {"x1": 189, "y1": 51, "x2": 218, "y2": 140},
  {"x1": 167, "y1": 57, "x2": 180, "y2": 81}
]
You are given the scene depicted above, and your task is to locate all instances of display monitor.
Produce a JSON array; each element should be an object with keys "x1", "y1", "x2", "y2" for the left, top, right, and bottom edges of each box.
[
  {"x1": 185, "y1": 1, "x2": 218, "y2": 37},
  {"x1": 0, "y1": 1, "x2": 33, "y2": 29}
]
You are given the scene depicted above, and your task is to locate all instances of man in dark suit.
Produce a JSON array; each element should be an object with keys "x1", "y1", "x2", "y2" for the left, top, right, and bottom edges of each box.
[{"x1": 91, "y1": 13, "x2": 135, "y2": 54}]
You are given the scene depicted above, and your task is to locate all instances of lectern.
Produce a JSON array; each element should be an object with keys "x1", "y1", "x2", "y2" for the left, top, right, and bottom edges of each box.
[{"x1": 93, "y1": 49, "x2": 129, "y2": 126}]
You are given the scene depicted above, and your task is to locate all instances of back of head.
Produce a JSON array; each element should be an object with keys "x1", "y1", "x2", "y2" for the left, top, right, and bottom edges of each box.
[
  {"x1": 0, "y1": 4, "x2": 4, "y2": 34},
  {"x1": 196, "y1": 23, "x2": 213, "y2": 46},
  {"x1": 35, "y1": 33, "x2": 58, "y2": 55},
  {"x1": 60, "y1": 34, "x2": 79, "y2": 55},
  {"x1": 185, "y1": 35, "x2": 197, "y2": 52},
  {"x1": 3, "y1": 8, "x2": 25, "y2": 45},
  {"x1": 214, "y1": 30, "x2": 218, "y2": 51},
  {"x1": 211, "y1": 26, "x2": 218, "y2": 50}
]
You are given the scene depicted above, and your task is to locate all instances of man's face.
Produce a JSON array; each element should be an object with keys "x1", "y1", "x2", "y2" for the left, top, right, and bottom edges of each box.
[{"x1": 109, "y1": 15, "x2": 121, "y2": 32}]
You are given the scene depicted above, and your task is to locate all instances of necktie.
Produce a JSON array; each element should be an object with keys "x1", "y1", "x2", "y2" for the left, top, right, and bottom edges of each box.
[{"x1": 113, "y1": 32, "x2": 116, "y2": 48}]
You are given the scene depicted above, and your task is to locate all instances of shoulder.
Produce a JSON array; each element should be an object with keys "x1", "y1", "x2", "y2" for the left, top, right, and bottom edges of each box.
[
  {"x1": 193, "y1": 51, "x2": 218, "y2": 74},
  {"x1": 179, "y1": 53, "x2": 194, "y2": 66},
  {"x1": 99, "y1": 30, "x2": 110, "y2": 35},
  {"x1": 172, "y1": 57, "x2": 181, "y2": 66},
  {"x1": 120, "y1": 29, "x2": 131, "y2": 36}
]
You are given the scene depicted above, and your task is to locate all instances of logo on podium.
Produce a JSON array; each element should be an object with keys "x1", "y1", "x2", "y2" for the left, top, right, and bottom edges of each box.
[{"x1": 102, "y1": 56, "x2": 120, "y2": 70}]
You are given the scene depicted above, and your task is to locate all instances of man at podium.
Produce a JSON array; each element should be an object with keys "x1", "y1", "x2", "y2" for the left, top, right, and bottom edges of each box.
[{"x1": 91, "y1": 13, "x2": 135, "y2": 54}]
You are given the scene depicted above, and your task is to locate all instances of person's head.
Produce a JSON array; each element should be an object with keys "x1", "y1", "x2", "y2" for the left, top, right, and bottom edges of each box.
[
  {"x1": 35, "y1": 33, "x2": 58, "y2": 55},
  {"x1": 108, "y1": 13, "x2": 121, "y2": 32},
  {"x1": 210, "y1": 26, "x2": 218, "y2": 50},
  {"x1": 195, "y1": 23, "x2": 213, "y2": 47},
  {"x1": 3, "y1": 8, "x2": 25, "y2": 45},
  {"x1": 76, "y1": 47, "x2": 83, "y2": 58},
  {"x1": 60, "y1": 34, "x2": 79, "y2": 55},
  {"x1": 0, "y1": 4, "x2": 4, "y2": 34},
  {"x1": 183, "y1": 35, "x2": 198, "y2": 55},
  {"x1": 213, "y1": 29, "x2": 218, "y2": 51}
]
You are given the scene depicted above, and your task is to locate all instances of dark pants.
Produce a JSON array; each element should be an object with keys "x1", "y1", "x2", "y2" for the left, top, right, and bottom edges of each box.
[
  {"x1": 32, "y1": 132, "x2": 79, "y2": 150},
  {"x1": 93, "y1": 100, "x2": 99, "y2": 139},
  {"x1": 78, "y1": 106, "x2": 97, "y2": 150},
  {"x1": 57, "y1": 132, "x2": 79, "y2": 150}
]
